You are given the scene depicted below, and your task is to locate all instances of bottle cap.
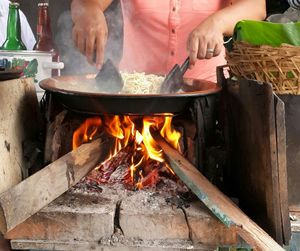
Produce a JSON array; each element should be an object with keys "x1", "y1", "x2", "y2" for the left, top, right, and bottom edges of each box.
[
  {"x1": 38, "y1": 2, "x2": 49, "y2": 7},
  {"x1": 9, "y1": 2, "x2": 20, "y2": 7}
]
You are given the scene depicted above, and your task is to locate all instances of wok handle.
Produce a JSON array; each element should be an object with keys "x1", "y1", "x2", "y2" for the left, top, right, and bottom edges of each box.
[
  {"x1": 180, "y1": 57, "x2": 190, "y2": 76},
  {"x1": 42, "y1": 62, "x2": 64, "y2": 70}
]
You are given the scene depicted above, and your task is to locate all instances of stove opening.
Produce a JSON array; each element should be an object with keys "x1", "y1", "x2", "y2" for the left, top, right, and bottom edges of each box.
[{"x1": 72, "y1": 115, "x2": 182, "y2": 190}]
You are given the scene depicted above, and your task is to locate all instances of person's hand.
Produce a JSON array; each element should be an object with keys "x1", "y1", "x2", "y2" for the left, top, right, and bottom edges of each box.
[
  {"x1": 187, "y1": 17, "x2": 224, "y2": 68},
  {"x1": 71, "y1": 0, "x2": 108, "y2": 69}
]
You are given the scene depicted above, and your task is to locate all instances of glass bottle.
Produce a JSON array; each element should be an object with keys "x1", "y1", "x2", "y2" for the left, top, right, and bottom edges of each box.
[
  {"x1": 33, "y1": 2, "x2": 55, "y2": 52},
  {"x1": 1, "y1": 2, "x2": 27, "y2": 50},
  {"x1": 34, "y1": 2, "x2": 60, "y2": 76}
]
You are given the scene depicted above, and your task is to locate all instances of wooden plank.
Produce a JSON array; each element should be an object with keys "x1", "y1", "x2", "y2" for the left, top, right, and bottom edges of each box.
[
  {"x1": 225, "y1": 78, "x2": 286, "y2": 244},
  {"x1": 154, "y1": 133, "x2": 284, "y2": 251},
  {"x1": 0, "y1": 78, "x2": 40, "y2": 193},
  {"x1": 44, "y1": 110, "x2": 68, "y2": 164},
  {"x1": 0, "y1": 135, "x2": 113, "y2": 234},
  {"x1": 274, "y1": 95, "x2": 291, "y2": 243},
  {"x1": 277, "y1": 95, "x2": 300, "y2": 207}
]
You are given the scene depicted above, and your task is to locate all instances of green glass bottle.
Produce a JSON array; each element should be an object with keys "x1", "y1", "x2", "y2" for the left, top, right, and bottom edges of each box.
[{"x1": 1, "y1": 2, "x2": 27, "y2": 50}]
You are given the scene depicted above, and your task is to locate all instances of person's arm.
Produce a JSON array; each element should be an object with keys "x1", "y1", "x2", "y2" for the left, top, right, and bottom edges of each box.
[
  {"x1": 187, "y1": 0, "x2": 266, "y2": 67},
  {"x1": 71, "y1": 0, "x2": 113, "y2": 68}
]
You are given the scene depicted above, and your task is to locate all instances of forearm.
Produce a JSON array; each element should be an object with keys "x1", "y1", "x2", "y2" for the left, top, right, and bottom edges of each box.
[{"x1": 207, "y1": 0, "x2": 266, "y2": 36}]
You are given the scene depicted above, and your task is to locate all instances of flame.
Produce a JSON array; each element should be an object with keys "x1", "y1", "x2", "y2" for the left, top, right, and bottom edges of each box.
[
  {"x1": 130, "y1": 155, "x2": 144, "y2": 183},
  {"x1": 135, "y1": 130, "x2": 143, "y2": 144},
  {"x1": 122, "y1": 116, "x2": 135, "y2": 147},
  {"x1": 160, "y1": 116, "x2": 181, "y2": 151},
  {"x1": 72, "y1": 114, "x2": 181, "y2": 189},
  {"x1": 72, "y1": 117, "x2": 102, "y2": 149},
  {"x1": 105, "y1": 115, "x2": 124, "y2": 139},
  {"x1": 142, "y1": 118, "x2": 164, "y2": 162}
]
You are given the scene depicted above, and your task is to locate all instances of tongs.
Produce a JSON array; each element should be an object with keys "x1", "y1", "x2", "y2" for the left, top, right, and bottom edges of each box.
[
  {"x1": 160, "y1": 57, "x2": 190, "y2": 94},
  {"x1": 95, "y1": 59, "x2": 124, "y2": 93}
]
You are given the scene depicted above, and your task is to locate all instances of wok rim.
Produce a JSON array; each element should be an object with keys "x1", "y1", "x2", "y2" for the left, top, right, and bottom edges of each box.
[{"x1": 39, "y1": 75, "x2": 222, "y2": 98}]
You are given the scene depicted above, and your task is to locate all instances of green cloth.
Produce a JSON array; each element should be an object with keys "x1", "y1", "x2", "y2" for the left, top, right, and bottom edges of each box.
[{"x1": 233, "y1": 20, "x2": 300, "y2": 47}]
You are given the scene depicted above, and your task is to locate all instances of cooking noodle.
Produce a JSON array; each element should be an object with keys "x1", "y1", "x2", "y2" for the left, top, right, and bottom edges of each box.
[{"x1": 121, "y1": 72, "x2": 164, "y2": 94}]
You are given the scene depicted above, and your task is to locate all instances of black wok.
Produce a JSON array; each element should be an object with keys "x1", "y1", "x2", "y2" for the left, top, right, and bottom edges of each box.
[{"x1": 39, "y1": 75, "x2": 221, "y2": 115}]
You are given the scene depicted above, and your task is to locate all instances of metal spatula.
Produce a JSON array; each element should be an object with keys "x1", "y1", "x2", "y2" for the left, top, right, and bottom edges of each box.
[
  {"x1": 160, "y1": 57, "x2": 190, "y2": 94},
  {"x1": 95, "y1": 59, "x2": 124, "y2": 93}
]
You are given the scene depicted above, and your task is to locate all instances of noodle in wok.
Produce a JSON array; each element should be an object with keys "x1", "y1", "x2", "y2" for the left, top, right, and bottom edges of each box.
[{"x1": 121, "y1": 72, "x2": 164, "y2": 94}]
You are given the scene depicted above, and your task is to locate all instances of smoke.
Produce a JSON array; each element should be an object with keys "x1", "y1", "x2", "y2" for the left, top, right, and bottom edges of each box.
[
  {"x1": 55, "y1": 11, "x2": 96, "y2": 75},
  {"x1": 103, "y1": 0, "x2": 123, "y2": 65},
  {"x1": 54, "y1": 0, "x2": 123, "y2": 76}
]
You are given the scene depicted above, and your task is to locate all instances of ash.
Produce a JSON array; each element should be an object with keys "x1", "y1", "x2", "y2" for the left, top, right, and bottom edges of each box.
[{"x1": 72, "y1": 172, "x2": 191, "y2": 210}]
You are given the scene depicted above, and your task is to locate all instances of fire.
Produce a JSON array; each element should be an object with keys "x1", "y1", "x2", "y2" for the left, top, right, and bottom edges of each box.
[
  {"x1": 161, "y1": 116, "x2": 181, "y2": 151},
  {"x1": 72, "y1": 117, "x2": 102, "y2": 150},
  {"x1": 72, "y1": 115, "x2": 181, "y2": 189},
  {"x1": 142, "y1": 118, "x2": 164, "y2": 162}
]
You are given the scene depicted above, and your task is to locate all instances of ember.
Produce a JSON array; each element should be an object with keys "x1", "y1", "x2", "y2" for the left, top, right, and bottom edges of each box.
[{"x1": 73, "y1": 115, "x2": 181, "y2": 189}]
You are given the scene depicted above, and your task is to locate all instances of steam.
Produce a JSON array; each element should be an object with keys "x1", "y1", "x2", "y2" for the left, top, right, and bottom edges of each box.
[
  {"x1": 53, "y1": 0, "x2": 165, "y2": 94},
  {"x1": 54, "y1": 0, "x2": 123, "y2": 76},
  {"x1": 55, "y1": 11, "x2": 97, "y2": 75}
]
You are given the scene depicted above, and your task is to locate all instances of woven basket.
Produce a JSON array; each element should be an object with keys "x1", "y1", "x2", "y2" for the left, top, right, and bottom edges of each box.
[{"x1": 226, "y1": 41, "x2": 300, "y2": 95}]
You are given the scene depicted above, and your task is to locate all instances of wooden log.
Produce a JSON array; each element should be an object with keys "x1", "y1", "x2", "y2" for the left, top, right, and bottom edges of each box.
[
  {"x1": 44, "y1": 110, "x2": 68, "y2": 164},
  {"x1": 0, "y1": 135, "x2": 113, "y2": 234},
  {"x1": 154, "y1": 133, "x2": 284, "y2": 251},
  {"x1": 0, "y1": 78, "x2": 40, "y2": 193}
]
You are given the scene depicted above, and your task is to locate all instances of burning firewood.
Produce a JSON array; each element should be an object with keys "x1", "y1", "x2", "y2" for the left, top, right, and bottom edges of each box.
[
  {"x1": 84, "y1": 143, "x2": 134, "y2": 184},
  {"x1": 73, "y1": 115, "x2": 184, "y2": 191}
]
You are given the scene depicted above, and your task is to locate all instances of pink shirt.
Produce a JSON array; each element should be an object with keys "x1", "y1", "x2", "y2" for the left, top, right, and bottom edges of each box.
[{"x1": 119, "y1": 0, "x2": 230, "y2": 82}]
